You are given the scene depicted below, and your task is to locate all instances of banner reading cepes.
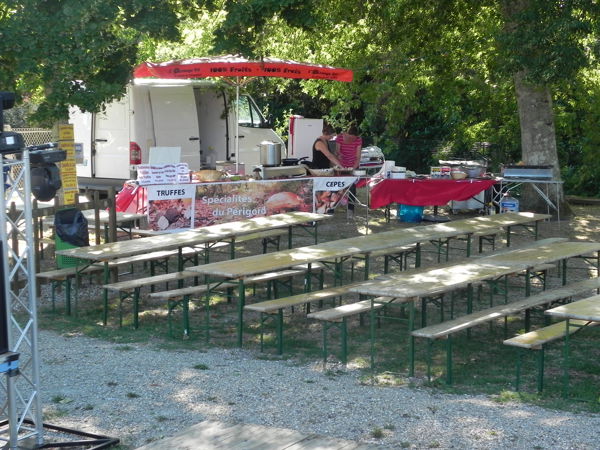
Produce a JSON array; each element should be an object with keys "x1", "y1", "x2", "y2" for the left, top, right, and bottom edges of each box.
[{"x1": 313, "y1": 177, "x2": 358, "y2": 214}]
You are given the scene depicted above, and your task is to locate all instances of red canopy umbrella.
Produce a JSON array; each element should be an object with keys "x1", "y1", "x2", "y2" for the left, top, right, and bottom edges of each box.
[
  {"x1": 133, "y1": 55, "x2": 354, "y2": 82},
  {"x1": 133, "y1": 55, "x2": 353, "y2": 171}
]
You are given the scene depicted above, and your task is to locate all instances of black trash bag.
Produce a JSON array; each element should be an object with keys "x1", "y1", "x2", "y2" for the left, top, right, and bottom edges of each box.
[{"x1": 54, "y1": 208, "x2": 89, "y2": 247}]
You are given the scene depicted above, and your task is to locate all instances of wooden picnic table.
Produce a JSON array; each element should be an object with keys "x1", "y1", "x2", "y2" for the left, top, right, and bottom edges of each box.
[
  {"x1": 186, "y1": 212, "x2": 551, "y2": 347},
  {"x1": 349, "y1": 240, "x2": 600, "y2": 374},
  {"x1": 55, "y1": 211, "x2": 331, "y2": 325},
  {"x1": 545, "y1": 294, "x2": 600, "y2": 395}
]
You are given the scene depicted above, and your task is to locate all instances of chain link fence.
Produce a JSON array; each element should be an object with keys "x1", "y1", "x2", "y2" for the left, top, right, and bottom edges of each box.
[{"x1": 12, "y1": 128, "x2": 54, "y2": 147}]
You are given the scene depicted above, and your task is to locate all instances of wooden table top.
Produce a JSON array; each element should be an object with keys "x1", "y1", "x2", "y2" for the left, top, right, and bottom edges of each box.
[
  {"x1": 55, "y1": 211, "x2": 331, "y2": 262},
  {"x1": 545, "y1": 294, "x2": 600, "y2": 321},
  {"x1": 351, "y1": 240, "x2": 600, "y2": 300},
  {"x1": 186, "y1": 213, "x2": 549, "y2": 279},
  {"x1": 350, "y1": 261, "x2": 526, "y2": 299},
  {"x1": 478, "y1": 240, "x2": 600, "y2": 267}
]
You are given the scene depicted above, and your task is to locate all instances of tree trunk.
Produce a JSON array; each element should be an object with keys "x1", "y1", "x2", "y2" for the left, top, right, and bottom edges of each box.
[{"x1": 513, "y1": 71, "x2": 571, "y2": 217}]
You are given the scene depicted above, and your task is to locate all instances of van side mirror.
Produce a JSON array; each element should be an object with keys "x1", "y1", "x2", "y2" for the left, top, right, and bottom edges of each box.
[{"x1": 262, "y1": 114, "x2": 274, "y2": 129}]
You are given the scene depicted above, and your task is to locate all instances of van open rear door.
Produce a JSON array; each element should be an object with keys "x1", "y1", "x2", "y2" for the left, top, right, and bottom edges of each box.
[
  {"x1": 93, "y1": 96, "x2": 131, "y2": 179},
  {"x1": 149, "y1": 85, "x2": 202, "y2": 170}
]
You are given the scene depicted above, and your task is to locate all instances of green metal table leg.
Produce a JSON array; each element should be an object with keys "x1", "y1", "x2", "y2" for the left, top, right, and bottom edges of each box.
[
  {"x1": 408, "y1": 301, "x2": 416, "y2": 377},
  {"x1": 506, "y1": 226, "x2": 512, "y2": 247},
  {"x1": 103, "y1": 262, "x2": 109, "y2": 325},
  {"x1": 237, "y1": 279, "x2": 246, "y2": 347},
  {"x1": 288, "y1": 225, "x2": 293, "y2": 249},
  {"x1": 562, "y1": 319, "x2": 571, "y2": 397},
  {"x1": 370, "y1": 297, "x2": 376, "y2": 369}
]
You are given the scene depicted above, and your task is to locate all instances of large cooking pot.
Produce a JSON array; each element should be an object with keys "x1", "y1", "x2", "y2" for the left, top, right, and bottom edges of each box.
[{"x1": 259, "y1": 141, "x2": 282, "y2": 166}]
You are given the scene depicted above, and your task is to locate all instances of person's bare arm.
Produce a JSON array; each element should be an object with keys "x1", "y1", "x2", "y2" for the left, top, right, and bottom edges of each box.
[{"x1": 316, "y1": 139, "x2": 342, "y2": 167}]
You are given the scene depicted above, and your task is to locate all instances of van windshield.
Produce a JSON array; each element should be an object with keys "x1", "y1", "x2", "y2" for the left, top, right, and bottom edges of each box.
[{"x1": 236, "y1": 95, "x2": 267, "y2": 128}]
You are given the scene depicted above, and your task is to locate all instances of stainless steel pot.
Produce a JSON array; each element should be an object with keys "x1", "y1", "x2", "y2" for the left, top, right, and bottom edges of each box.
[{"x1": 259, "y1": 141, "x2": 282, "y2": 166}]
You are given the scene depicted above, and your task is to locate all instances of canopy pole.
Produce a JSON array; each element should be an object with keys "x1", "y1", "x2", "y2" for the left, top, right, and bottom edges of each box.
[{"x1": 235, "y1": 79, "x2": 240, "y2": 174}]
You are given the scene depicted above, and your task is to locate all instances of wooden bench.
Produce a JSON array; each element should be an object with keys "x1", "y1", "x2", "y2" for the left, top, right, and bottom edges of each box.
[
  {"x1": 244, "y1": 280, "x2": 368, "y2": 354},
  {"x1": 307, "y1": 297, "x2": 389, "y2": 365},
  {"x1": 504, "y1": 318, "x2": 598, "y2": 392},
  {"x1": 130, "y1": 228, "x2": 287, "y2": 255},
  {"x1": 37, "y1": 265, "x2": 104, "y2": 314},
  {"x1": 429, "y1": 228, "x2": 504, "y2": 263},
  {"x1": 104, "y1": 266, "x2": 308, "y2": 330},
  {"x1": 148, "y1": 281, "x2": 237, "y2": 339},
  {"x1": 349, "y1": 244, "x2": 418, "y2": 280},
  {"x1": 411, "y1": 276, "x2": 600, "y2": 384},
  {"x1": 109, "y1": 228, "x2": 288, "y2": 275}
]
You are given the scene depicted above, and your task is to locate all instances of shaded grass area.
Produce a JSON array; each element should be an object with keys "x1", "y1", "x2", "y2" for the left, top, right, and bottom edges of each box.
[{"x1": 37, "y1": 204, "x2": 600, "y2": 415}]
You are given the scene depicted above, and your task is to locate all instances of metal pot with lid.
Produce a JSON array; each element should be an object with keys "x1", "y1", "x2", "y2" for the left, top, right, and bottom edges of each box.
[{"x1": 259, "y1": 141, "x2": 282, "y2": 167}]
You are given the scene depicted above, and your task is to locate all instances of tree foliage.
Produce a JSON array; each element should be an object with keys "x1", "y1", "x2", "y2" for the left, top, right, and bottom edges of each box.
[{"x1": 0, "y1": 0, "x2": 193, "y2": 123}]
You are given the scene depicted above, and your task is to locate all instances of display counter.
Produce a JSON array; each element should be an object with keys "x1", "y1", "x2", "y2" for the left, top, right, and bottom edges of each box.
[{"x1": 118, "y1": 176, "x2": 359, "y2": 231}]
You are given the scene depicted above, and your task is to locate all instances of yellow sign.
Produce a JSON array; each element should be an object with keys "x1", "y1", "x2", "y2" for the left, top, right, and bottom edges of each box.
[{"x1": 57, "y1": 124, "x2": 78, "y2": 205}]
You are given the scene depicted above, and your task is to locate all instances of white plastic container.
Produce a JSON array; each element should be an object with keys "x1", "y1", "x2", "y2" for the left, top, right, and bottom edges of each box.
[{"x1": 500, "y1": 193, "x2": 519, "y2": 213}]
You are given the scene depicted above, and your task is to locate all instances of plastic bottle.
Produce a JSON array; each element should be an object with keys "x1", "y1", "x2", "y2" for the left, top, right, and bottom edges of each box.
[{"x1": 500, "y1": 193, "x2": 519, "y2": 213}]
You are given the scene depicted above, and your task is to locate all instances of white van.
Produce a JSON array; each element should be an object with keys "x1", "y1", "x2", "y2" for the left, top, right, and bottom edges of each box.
[{"x1": 69, "y1": 78, "x2": 285, "y2": 189}]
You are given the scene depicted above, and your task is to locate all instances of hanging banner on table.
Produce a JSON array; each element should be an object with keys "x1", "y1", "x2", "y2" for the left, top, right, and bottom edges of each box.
[
  {"x1": 146, "y1": 184, "x2": 195, "y2": 231},
  {"x1": 195, "y1": 179, "x2": 314, "y2": 226},
  {"x1": 313, "y1": 177, "x2": 358, "y2": 214}
]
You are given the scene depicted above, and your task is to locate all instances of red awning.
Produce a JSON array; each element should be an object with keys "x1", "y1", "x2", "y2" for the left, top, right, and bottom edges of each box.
[{"x1": 133, "y1": 55, "x2": 353, "y2": 82}]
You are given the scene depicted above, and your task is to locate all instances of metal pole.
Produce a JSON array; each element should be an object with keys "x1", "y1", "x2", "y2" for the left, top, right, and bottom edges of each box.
[
  {"x1": 0, "y1": 151, "x2": 44, "y2": 447},
  {"x1": 235, "y1": 79, "x2": 240, "y2": 174}
]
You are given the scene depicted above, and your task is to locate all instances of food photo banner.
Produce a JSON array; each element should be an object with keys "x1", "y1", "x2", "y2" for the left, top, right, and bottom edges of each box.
[
  {"x1": 147, "y1": 185, "x2": 195, "y2": 231},
  {"x1": 195, "y1": 179, "x2": 314, "y2": 226},
  {"x1": 313, "y1": 177, "x2": 358, "y2": 214},
  {"x1": 144, "y1": 177, "x2": 360, "y2": 229}
]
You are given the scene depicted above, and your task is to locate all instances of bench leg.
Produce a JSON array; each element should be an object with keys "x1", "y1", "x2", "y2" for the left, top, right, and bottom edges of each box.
[
  {"x1": 65, "y1": 278, "x2": 72, "y2": 316},
  {"x1": 276, "y1": 309, "x2": 284, "y2": 355},
  {"x1": 133, "y1": 288, "x2": 141, "y2": 329},
  {"x1": 182, "y1": 294, "x2": 190, "y2": 338},
  {"x1": 237, "y1": 280, "x2": 246, "y2": 347},
  {"x1": 341, "y1": 318, "x2": 348, "y2": 365},
  {"x1": 537, "y1": 347, "x2": 545, "y2": 393},
  {"x1": 426, "y1": 339, "x2": 433, "y2": 382},
  {"x1": 322, "y1": 323, "x2": 329, "y2": 368},
  {"x1": 446, "y1": 336, "x2": 453, "y2": 385},
  {"x1": 515, "y1": 349, "x2": 522, "y2": 392}
]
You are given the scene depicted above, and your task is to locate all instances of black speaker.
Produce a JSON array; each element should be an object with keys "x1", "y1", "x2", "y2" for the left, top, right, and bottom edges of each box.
[
  {"x1": 0, "y1": 242, "x2": 8, "y2": 355},
  {"x1": 31, "y1": 163, "x2": 62, "y2": 201}
]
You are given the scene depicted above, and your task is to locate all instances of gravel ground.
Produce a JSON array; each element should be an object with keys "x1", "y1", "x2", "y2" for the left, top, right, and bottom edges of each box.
[
  {"x1": 32, "y1": 204, "x2": 600, "y2": 449},
  {"x1": 40, "y1": 329, "x2": 600, "y2": 449}
]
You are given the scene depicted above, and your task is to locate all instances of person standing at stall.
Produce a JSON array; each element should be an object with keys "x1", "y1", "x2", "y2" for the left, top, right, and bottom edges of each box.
[
  {"x1": 311, "y1": 124, "x2": 341, "y2": 169},
  {"x1": 335, "y1": 123, "x2": 363, "y2": 214}
]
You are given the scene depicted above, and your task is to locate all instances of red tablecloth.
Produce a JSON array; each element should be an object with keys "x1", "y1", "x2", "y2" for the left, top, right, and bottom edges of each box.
[{"x1": 368, "y1": 178, "x2": 497, "y2": 209}]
